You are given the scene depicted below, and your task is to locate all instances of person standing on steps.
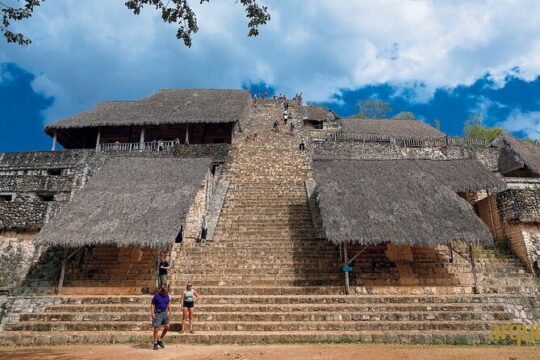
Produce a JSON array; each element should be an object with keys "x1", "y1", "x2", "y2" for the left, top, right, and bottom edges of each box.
[
  {"x1": 283, "y1": 110, "x2": 288, "y2": 125},
  {"x1": 181, "y1": 282, "x2": 200, "y2": 334},
  {"x1": 158, "y1": 256, "x2": 170, "y2": 289},
  {"x1": 151, "y1": 286, "x2": 171, "y2": 350},
  {"x1": 299, "y1": 136, "x2": 306, "y2": 151},
  {"x1": 290, "y1": 121, "x2": 296, "y2": 134},
  {"x1": 199, "y1": 215, "x2": 208, "y2": 244},
  {"x1": 272, "y1": 120, "x2": 279, "y2": 133}
]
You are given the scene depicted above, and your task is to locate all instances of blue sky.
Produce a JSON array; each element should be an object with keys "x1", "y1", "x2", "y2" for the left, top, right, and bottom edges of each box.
[{"x1": 1, "y1": 0, "x2": 540, "y2": 151}]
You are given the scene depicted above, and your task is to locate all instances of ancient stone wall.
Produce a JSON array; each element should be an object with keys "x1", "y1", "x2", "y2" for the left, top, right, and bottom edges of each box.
[
  {"x1": 0, "y1": 150, "x2": 103, "y2": 293},
  {"x1": 0, "y1": 150, "x2": 101, "y2": 231},
  {"x1": 0, "y1": 231, "x2": 41, "y2": 289},
  {"x1": 478, "y1": 189, "x2": 540, "y2": 271},
  {"x1": 311, "y1": 141, "x2": 500, "y2": 167},
  {"x1": 496, "y1": 189, "x2": 540, "y2": 224},
  {"x1": 102, "y1": 144, "x2": 230, "y2": 163},
  {"x1": 477, "y1": 195, "x2": 506, "y2": 241}
]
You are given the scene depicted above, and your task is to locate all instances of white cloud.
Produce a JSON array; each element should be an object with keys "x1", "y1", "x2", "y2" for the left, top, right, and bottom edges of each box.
[
  {"x1": 499, "y1": 110, "x2": 540, "y2": 140},
  {"x1": 1, "y1": 0, "x2": 540, "y2": 123}
]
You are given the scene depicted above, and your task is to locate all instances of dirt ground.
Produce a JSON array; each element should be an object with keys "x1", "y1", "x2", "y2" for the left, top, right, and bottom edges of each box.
[{"x1": 1, "y1": 344, "x2": 539, "y2": 360}]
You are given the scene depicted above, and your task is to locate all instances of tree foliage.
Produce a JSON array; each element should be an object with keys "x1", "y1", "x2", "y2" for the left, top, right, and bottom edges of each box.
[
  {"x1": 1, "y1": 0, "x2": 43, "y2": 45},
  {"x1": 463, "y1": 113, "x2": 505, "y2": 143},
  {"x1": 356, "y1": 99, "x2": 392, "y2": 119},
  {"x1": 392, "y1": 111, "x2": 416, "y2": 120},
  {"x1": 1, "y1": 0, "x2": 270, "y2": 46}
]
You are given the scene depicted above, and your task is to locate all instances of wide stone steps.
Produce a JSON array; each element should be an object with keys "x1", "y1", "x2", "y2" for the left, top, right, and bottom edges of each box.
[
  {"x1": 43, "y1": 302, "x2": 508, "y2": 313},
  {"x1": 4, "y1": 320, "x2": 508, "y2": 332},
  {"x1": 0, "y1": 330, "x2": 495, "y2": 346},
  {"x1": 171, "y1": 262, "x2": 341, "y2": 270},
  {"x1": 22, "y1": 293, "x2": 529, "y2": 305},
  {"x1": 19, "y1": 310, "x2": 512, "y2": 323}
]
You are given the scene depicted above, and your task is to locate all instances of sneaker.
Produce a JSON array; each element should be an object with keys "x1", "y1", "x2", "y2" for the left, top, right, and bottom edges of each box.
[
  {"x1": 157, "y1": 339, "x2": 164, "y2": 349},
  {"x1": 153, "y1": 343, "x2": 159, "y2": 350}
]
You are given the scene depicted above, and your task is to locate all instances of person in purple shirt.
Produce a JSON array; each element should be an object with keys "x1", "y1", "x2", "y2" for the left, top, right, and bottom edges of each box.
[{"x1": 151, "y1": 286, "x2": 171, "y2": 350}]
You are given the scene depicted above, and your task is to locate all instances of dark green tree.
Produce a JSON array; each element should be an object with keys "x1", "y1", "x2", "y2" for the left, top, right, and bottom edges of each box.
[
  {"x1": 2, "y1": 0, "x2": 270, "y2": 46},
  {"x1": 356, "y1": 99, "x2": 392, "y2": 119},
  {"x1": 463, "y1": 113, "x2": 505, "y2": 142}
]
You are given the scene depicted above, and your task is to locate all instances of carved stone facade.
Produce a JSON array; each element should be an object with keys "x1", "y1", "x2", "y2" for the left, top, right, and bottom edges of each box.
[{"x1": 477, "y1": 189, "x2": 540, "y2": 271}]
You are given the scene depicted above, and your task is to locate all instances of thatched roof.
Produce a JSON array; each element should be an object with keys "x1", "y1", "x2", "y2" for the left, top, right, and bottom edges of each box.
[
  {"x1": 491, "y1": 135, "x2": 540, "y2": 176},
  {"x1": 45, "y1": 89, "x2": 251, "y2": 135},
  {"x1": 341, "y1": 118, "x2": 445, "y2": 139},
  {"x1": 305, "y1": 106, "x2": 338, "y2": 122},
  {"x1": 313, "y1": 159, "x2": 494, "y2": 246},
  {"x1": 34, "y1": 157, "x2": 211, "y2": 248},
  {"x1": 414, "y1": 159, "x2": 505, "y2": 193}
]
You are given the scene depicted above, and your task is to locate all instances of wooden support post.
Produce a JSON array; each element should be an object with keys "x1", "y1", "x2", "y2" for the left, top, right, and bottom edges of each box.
[
  {"x1": 344, "y1": 243, "x2": 350, "y2": 295},
  {"x1": 51, "y1": 132, "x2": 57, "y2": 151},
  {"x1": 468, "y1": 244, "x2": 480, "y2": 294},
  {"x1": 57, "y1": 248, "x2": 81, "y2": 295},
  {"x1": 95, "y1": 128, "x2": 101, "y2": 152},
  {"x1": 58, "y1": 248, "x2": 70, "y2": 295},
  {"x1": 448, "y1": 245, "x2": 454, "y2": 264},
  {"x1": 185, "y1": 125, "x2": 190, "y2": 145},
  {"x1": 139, "y1": 127, "x2": 145, "y2": 150}
]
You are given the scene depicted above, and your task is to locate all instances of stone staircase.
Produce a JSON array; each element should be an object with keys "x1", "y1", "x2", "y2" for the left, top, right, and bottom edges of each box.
[
  {"x1": 1, "y1": 100, "x2": 540, "y2": 346},
  {"x1": 18, "y1": 246, "x2": 158, "y2": 295}
]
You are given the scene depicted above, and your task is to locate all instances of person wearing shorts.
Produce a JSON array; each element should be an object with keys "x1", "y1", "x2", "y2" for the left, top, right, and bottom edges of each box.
[
  {"x1": 158, "y1": 257, "x2": 170, "y2": 289},
  {"x1": 151, "y1": 286, "x2": 171, "y2": 350},
  {"x1": 181, "y1": 282, "x2": 200, "y2": 334}
]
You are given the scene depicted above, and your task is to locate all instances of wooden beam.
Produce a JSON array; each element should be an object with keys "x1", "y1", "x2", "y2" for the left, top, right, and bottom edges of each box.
[
  {"x1": 51, "y1": 132, "x2": 57, "y2": 151},
  {"x1": 95, "y1": 128, "x2": 101, "y2": 152},
  {"x1": 344, "y1": 244, "x2": 350, "y2": 295},
  {"x1": 57, "y1": 248, "x2": 80, "y2": 295},
  {"x1": 468, "y1": 244, "x2": 480, "y2": 294},
  {"x1": 139, "y1": 127, "x2": 145, "y2": 150},
  {"x1": 347, "y1": 245, "x2": 368, "y2": 265},
  {"x1": 57, "y1": 248, "x2": 67, "y2": 295}
]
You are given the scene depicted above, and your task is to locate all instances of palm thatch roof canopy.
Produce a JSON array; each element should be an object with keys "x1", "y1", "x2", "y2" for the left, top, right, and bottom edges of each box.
[
  {"x1": 341, "y1": 118, "x2": 445, "y2": 139},
  {"x1": 491, "y1": 135, "x2": 540, "y2": 176},
  {"x1": 414, "y1": 159, "x2": 505, "y2": 193},
  {"x1": 313, "y1": 159, "x2": 495, "y2": 246},
  {"x1": 45, "y1": 89, "x2": 251, "y2": 135},
  {"x1": 35, "y1": 157, "x2": 211, "y2": 248},
  {"x1": 305, "y1": 106, "x2": 338, "y2": 122}
]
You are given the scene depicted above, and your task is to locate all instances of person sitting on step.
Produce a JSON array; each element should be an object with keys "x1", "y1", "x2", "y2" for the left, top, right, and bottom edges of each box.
[
  {"x1": 151, "y1": 286, "x2": 171, "y2": 350},
  {"x1": 181, "y1": 282, "x2": 201, "y2": 334}
]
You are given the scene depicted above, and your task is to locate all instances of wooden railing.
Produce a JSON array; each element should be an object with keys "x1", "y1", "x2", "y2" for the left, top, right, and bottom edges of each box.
[
  {"x1": 324, "y1": 131, "x2": 487, "y2": 147},
  {"x1": 99, "y1": 140, "x2": 179, "y2": 152}
]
